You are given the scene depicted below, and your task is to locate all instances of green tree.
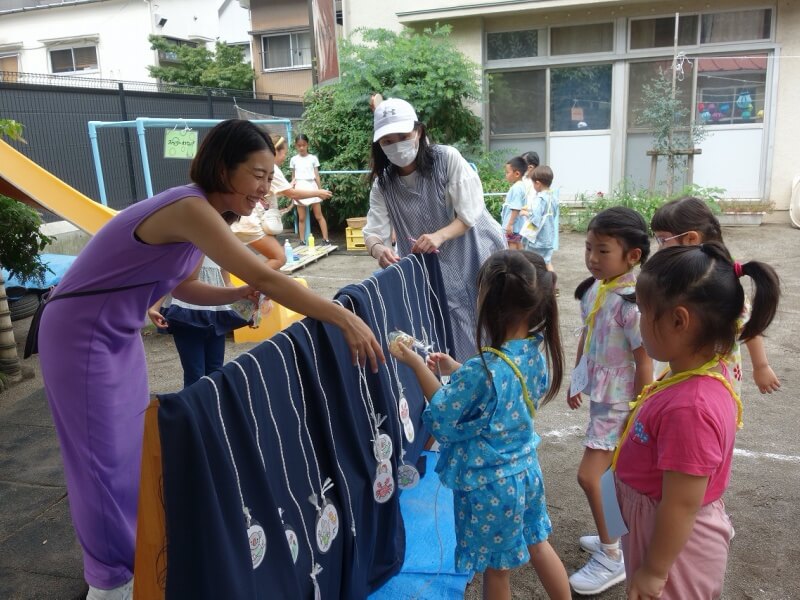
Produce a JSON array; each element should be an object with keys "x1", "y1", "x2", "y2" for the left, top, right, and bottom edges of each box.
[
  {"x1": 147, "y1": 36, "x2": 254, "y2": 91},
  {"x1": 301, "y1": 25, "x2": 483, "y2": 224},
  {"x1": 0, "y1": 119, "x2": 53, "y2": 382}
]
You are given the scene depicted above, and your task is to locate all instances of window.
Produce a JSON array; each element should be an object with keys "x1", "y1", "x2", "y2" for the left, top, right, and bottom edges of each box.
[
  {"x1": 261, "y1": 31, "x2": 311, "y2": 70},
  {"x1": 488, "y1": 70, "x2": 546, "y2": 134},
  {"x1": 628, "y1": 60, "x2": 693, "y2": 128},
  {"x1": 551, "y1": 23, "x2": 613, "y2": 55},
  {"x1": 157, "y1": 38, "x2": 197, "y2": 66},
  {"x1": 49, "y1": 46, "x2": 97, "y2": 73},
  {"x1": 487, "y1": 30, "x2": 538, "y2": 61},
  {"x1": 701, "y1": 10, "x2": 771, "y2": 44},
  {"x1": 550, "y1": 64, "x2": 612, "y2": 131},
  {"x1": 0, "y1": 54, "x2": 19, "y2": 81},
  {"x1": 630, "y1": 16, "x2": 698, "y2": 49},
  {"x1": 696, "y1": 55, "x2": 767, "y2": 125}
]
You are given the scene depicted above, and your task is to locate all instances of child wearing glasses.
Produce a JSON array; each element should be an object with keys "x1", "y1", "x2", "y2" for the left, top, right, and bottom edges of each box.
[{"x1": 650, "y1": 196, "x2": 780, "y2": 395}]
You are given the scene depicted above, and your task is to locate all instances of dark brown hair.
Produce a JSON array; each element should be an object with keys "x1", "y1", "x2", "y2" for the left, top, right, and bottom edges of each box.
[
  {"x1": 522, "y1": 151, "x2": 540, "y2": 169},
  {"x1": 575, "y1": 206, "x2": 651, "y2": 299},
  {"x1": 475, "y1": 250, "x2": 564, "y2": 406},
  {"x1": 636, "y1": 241, "x2": 780, "y2": 354},
  {"x1": 507, "y1": 156, "x2": 527, "y2": 175},
  {"x1": 532, "y1": 165, "x2": 554, "y2": 187},
  {"x1": 650, "y1": 196, "x2": 723, "y2": 243}
]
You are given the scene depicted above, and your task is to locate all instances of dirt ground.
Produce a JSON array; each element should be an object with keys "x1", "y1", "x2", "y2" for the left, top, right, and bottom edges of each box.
[{"x1": 3, "y1": 223, "x2": 799, "y2": 599}]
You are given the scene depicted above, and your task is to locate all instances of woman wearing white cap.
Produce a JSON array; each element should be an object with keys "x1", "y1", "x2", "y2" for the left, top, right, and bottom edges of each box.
[{"x1": 363, "y1": 96, "x2": 506, "y2": 361}]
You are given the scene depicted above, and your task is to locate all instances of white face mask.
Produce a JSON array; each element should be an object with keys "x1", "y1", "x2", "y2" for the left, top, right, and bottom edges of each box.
[{"x1": 382, "y1": 136, "x2": 418, "y2": 168}]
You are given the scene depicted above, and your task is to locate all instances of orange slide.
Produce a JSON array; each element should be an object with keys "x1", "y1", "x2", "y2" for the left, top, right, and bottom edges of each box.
[{"x1": 0, "y1": 139, "x2": 116, "y2": 234}]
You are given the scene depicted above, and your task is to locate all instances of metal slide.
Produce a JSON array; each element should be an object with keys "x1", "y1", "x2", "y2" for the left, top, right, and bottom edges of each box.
[{"x1": 0, "y1": 139, "x2": 115, "y2": 235}]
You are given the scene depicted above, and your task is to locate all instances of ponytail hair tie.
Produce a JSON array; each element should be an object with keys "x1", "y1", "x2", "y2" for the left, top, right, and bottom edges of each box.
[{"x1": 734, "y1": 261, "x2": 744, "y2": 278}]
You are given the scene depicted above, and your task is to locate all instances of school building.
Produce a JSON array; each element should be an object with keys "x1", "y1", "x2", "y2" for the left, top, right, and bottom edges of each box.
[{"x1": 341, "y1": 0, "x2": 800, "y2": 216}]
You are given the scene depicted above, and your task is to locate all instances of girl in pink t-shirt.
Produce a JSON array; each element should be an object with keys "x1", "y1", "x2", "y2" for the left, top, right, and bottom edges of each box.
[{"x1": 615, "y1": 241, "x2": 780, "y2": 599}]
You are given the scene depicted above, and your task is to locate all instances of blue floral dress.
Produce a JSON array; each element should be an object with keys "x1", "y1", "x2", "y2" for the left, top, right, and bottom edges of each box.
[{"x1": 422, "y1": 337, "x2": 553, "y2": 572}]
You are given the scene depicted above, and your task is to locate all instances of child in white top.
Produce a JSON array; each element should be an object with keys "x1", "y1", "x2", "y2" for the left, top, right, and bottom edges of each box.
[{"x1": 289, "y1": 134, "x2": 330, "y2": 244}]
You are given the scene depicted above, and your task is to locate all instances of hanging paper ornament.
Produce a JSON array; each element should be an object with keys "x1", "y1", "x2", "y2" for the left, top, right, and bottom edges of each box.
[
  {"x1": 711, "y1": 112, "x2": 723, "y2": 122},
  {"x1": 707, "y1": 103, "x2": 717, "y2": 112},
  {"x1": 747, "y1": 103, "x2": 753, "y2": 111},
  {"x1": 697, "y1": 103, "x2": 705, "y2": 112},
  {"x1": 700, "y1": 111, "x2": 711, "y2": 122},
  {"x1": 720, "y1": 103, "x2": 730, "y2": 114},
  {"x1": 757, "y1": 109, "x2": 764, "y2": 119},
  {"x1": 741, "y1": 111, "x2": 752, "y2": 120},
  {"x1": 736, "y1": 91, "x2": 752, "y2": 109}
]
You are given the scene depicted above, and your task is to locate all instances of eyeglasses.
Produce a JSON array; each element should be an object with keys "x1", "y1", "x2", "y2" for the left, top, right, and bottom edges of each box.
[{"x1": 654, "y1": 232, "x2": 689, "y2": 246}]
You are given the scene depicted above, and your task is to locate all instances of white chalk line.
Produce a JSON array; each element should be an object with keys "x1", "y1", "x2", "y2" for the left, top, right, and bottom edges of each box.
[{"x1": 540, "y1": 426, "x2": 800, "y2": 464}]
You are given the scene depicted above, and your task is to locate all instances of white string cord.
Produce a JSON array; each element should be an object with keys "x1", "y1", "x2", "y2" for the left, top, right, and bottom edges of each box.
[
  {"x1": 402, "y1": 257, "x2": 430, "y2": 348},
  {"x1": 276, "y1": 331, "x2": 330, "y2": 510},
  {"x1": 409, "y1": 254, "x2": 450, "y2": 357},
  {"x1": 242, "y1": 353, "x2": 321, "y2": 584},
  {"x1": 410, "y1": 481, "x2": 445, "y2": 600},
  {"x1": 405, "y1": 257, "x2": 437, "y2": 352},
  {"x1": 390, "y1": 263, "x2": 417, "y2": 339},
  {"x1": 230, "y1": 360, "x2": 266, "y2": 471},
  {"x1": 201, "y1": 376, "x2": 249, "y2": 526},
  {"x1": 296, "y1": 320, "x2": 358, "y2": 538},
  {"x1": 263, "y1": 339, "x2": 318, "y2": 505}
]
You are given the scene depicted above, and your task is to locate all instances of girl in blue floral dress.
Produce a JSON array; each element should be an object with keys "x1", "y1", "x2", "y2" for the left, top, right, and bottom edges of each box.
[{"x1": 390, "y1": 250, "x2": 571, "y2": 599}]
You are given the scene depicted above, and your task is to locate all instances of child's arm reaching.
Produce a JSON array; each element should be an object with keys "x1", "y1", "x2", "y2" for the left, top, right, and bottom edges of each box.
[
  {"x1": 629, "y1": 471, "x2": 709, "y2": 600},
  {"x1": 567, "y1": 331, "x2": 585, "y2": 409},
  {"x1": 147, "y1": 296, "x2": 168, "y2": 329},
  {"x1": 744, "y1": 335, "x2": 780, "y2": 393},
  {"x1": 632, "y1": 345, "x2": 653, "y2": 397},
  {"x1": 391, "y1": 341, "x2": 442, "y2": 401}
]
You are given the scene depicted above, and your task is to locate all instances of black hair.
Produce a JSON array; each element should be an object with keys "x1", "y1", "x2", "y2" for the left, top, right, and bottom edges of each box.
[
  {"x1": 636, "y1": 241, "x2": 780, "y2": 354},
  {"x1": 507, "y1": 156, "x2": 527, "y2": 175},
  {"x1": 574, "y1": 206, "x2": 651, "y2": 299},
  {"x1": 370, "y1": 121, "x2": 435, "y2": 188},
  {"x1": 522, "y1": 151, "x2": 540, "y2": 169},
  {"x1": 475, "y1": 250, "x2": 564, "y2": 406},
  {"x1": 651, "y1": 196, "x2": 723, "y2": 243},
  {"x1": 532, "y1": 165, "x2": 554, "y2": 187},
  {"x1": 190, "y1": 119, "x2": 275, "y2": 224},
  {"x1": 294, "y1": 133, "x2": 310, "y2": 145}
]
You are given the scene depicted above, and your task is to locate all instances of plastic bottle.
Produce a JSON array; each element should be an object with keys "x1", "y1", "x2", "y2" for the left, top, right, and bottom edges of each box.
[
  {"x1": 284, "y1": 239, "x2": 294, "y2": 264},
  {"x1": 307, "y1": 233, "x2": 315, "y2": 250}
]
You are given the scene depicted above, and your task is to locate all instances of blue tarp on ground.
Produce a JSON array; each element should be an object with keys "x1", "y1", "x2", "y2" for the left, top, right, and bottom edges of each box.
[{"x1": 1, "y1": 254, "x2": 76, "y2": 299}]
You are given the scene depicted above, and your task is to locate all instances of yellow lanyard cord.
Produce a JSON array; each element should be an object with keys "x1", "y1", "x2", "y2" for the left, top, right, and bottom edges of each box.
[
  {"x1": 582, "y1": 273, "x2": 634, "y2": 354},
  {"x1": 481, "y1": 346, "x2": 537, "y2": 418},
  {"x1": 611, "y1": 355, "x2": 744, "y2": 471}
]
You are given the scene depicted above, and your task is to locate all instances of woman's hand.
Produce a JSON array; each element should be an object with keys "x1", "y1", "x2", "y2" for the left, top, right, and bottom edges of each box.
[
  {"x1": 369, "y1": 93, "x2": 384, "y2": 112},
  {"x1": 567, "y1": 391, "x2": 583, "y2": 410},
  {"x1": 427, "y1": 352, "x2": 461, "y2": 377},
  {"x1": 338, "y1": 309, "x2": 385, "y2": 372},
  {"x1": 372, "y1": 244, "x2": 401, "y2": 268},
  {"x1": 235, "y1": 285, "x2": 262, "y2": 306},
  {"x1": 410, "y1": 232, "x2": 444, "y2": 254},
  {"x1": 148, "y1": 308, "x2": 168, "y2": 329},
  {"x1": 318, "y1": 189, "x2": 333, "y2": 201},
  {"x1": 628, "y1": 566, "x2": 667, "y2": 599}
]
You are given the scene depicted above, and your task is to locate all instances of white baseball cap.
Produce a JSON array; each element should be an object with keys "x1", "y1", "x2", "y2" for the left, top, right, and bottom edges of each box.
[{"x1": 373, "y1": 98, "x2": 418, "y2": 142}]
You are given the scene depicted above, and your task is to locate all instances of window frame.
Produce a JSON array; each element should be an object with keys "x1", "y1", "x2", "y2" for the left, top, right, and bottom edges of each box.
[
  {"x1": 48, "y1": 44, "x2": 99, "y2": 75},
  {"x1": 260, "y1": 30, "x2": 312, "y2": 72},
  {"x1": 485, "y1": 28, "x2": 543, "y2": 63}
]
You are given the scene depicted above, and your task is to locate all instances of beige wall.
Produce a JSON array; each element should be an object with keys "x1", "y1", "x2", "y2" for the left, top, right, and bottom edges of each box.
[
  {"x1": 250, "y1": 0, "x2": 313, "y2": 98},
  {"x1": 770, "y1": 1, "x2": 800, "y2": 211}
]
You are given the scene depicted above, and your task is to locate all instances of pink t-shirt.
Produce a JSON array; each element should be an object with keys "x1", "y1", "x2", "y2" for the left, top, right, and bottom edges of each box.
[{"x1": 615, "y1": 374, "x2": 738, "y2": 505}]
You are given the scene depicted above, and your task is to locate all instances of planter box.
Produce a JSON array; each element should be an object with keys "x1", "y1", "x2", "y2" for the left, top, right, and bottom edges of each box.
[{"x1": 717, "y1": 212, "x2": 764, "y2": 227}]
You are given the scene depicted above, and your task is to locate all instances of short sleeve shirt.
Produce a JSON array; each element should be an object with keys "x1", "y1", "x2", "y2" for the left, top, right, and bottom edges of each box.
[
  {"x1": 289, "y1": 153, "x2": 319, "y2": 180},
  {"x1": 500, "y1": 181, "x2": 527, "y2": 233},
  {"x1": 615, "y1": 374, "x2": 738, "y2": 505}
]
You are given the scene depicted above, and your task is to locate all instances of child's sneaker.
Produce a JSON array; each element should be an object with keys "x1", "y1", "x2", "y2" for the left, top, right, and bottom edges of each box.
[
  {"x1": 579, "y1": 534, "x2": 601, "y2": 553},
  {"x1": 569, "y1": 549, "x2": 625, "y2": 595}
]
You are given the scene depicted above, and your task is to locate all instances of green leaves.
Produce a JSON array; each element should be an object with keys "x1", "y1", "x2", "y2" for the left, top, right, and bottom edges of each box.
[
  {"x1": 302, "y1": 25, "x2": 483, "y2": 225},
  {"x1": 0, "y1": 195, "x2": 53, "y2": 282},
  {"x1": 147, "y1": 36, "x2": 254, "y2": 91}
]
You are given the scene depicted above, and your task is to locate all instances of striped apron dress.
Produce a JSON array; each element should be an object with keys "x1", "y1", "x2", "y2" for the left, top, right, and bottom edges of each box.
[{"x1": 378, "y1": 146, "x2": 506, "y2": 361}]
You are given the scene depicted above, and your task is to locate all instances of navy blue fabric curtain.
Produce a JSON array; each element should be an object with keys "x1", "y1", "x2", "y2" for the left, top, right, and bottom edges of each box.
[{"x1": 158, "y1": 254, "x2": 453, "y2": 599}]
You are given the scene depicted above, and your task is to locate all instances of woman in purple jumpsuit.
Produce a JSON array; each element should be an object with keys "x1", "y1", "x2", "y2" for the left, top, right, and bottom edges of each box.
[{"x1": 37, "y1": 120, "x2": 383, "y2": 600}]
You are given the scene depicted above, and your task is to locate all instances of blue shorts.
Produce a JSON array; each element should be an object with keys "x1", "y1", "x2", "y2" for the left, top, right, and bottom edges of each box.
[
  {"x1": 453, "y1": 466, "x2": 552, "y2": 573},
  {"x1": 527, "y1": 246, "x2": 554, "y2": 265}
]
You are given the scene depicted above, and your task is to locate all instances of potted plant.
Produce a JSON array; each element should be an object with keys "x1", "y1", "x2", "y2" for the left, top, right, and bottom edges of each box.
[{"x1": 716, "y1": 200, "x2": 773, "y2": 227}]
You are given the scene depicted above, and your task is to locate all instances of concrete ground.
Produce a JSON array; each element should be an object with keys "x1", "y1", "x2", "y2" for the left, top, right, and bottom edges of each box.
[{"x1": 1, "y1": 224, "x2": 798, "y2": 599}]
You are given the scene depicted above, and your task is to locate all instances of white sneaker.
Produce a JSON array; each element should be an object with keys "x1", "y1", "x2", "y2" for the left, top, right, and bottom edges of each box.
[
  {"x1": 579, "y1": 534, "x2": 601, "y2": 554},
  {"x1": 569, "y1": 550, "x2": 626, "y2": 595}
]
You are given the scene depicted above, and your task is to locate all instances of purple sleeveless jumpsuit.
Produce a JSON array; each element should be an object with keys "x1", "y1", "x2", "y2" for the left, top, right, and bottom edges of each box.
[{"x1": 38, "y1": 185, "x2": 204, "y2": 588}]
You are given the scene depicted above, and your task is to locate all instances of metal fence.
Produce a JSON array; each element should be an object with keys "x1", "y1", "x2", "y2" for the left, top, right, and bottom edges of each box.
[{"x1": 0, "y1": 71, "x2": 305, "y2": 217}]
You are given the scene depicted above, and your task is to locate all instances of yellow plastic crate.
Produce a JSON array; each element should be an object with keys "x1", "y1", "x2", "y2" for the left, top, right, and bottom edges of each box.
[
  {"x1": 346, "y1": 226, "x2": 366, "y2": 250},
  {"x1": 229, "y1": 275, "x2": 308, "y2": 343}
]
